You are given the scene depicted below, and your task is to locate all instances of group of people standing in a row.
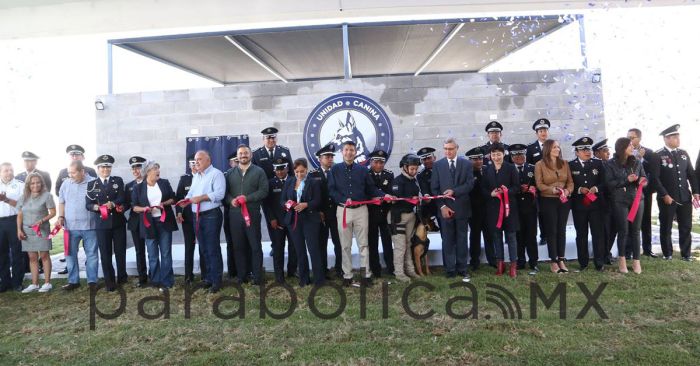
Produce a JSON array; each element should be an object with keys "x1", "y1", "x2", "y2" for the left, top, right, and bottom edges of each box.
[{"x1": 0, "y1": 120, "x2": 697, "y2": 293}]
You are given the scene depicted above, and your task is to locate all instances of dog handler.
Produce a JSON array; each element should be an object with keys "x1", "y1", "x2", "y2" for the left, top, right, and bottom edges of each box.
[{"x1": 388, "y1": 154, "x2": 423, "y2": 282}]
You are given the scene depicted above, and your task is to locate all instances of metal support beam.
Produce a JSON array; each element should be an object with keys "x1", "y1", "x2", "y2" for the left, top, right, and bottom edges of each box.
[
  {"x1": 224, "y1": 35, "x2": 288, "y2": 83},
  {"x1": 577, "y1": 14, "x2": 588, "y2": 69},
  {"x1": 342, "y1": 23, "x2": 352, "y2": 79},
  {"x1": 107, "y1": 42, "x2": 113, "y2": 94},
  {"x1": 414, "y1": 22, "x2": 464, "y2": 76}
]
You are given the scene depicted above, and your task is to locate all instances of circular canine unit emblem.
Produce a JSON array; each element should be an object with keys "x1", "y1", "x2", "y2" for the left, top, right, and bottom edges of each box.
[{"x1": 304, "y1": 93, "x2": 393, "y2": 169}]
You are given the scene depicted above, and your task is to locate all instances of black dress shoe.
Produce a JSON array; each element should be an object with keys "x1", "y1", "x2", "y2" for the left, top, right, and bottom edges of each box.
[
  {"x1": 681, "y1": 256, "x2": 694, "y2": 262},
  {"x1": 57, "y1": 268, "x2": 68, "y2": 275},
  {"x1": 62, "y1": 283, "x2": 80, "y2": 291},
  {"x1": 643, "y1": 252, "x2": 659, "y2": 258}
]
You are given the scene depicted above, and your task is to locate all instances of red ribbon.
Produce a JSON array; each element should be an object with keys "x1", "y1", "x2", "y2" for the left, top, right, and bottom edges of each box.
[
  {"x1": 556, "y1": 188, "x2": 569, "y2": 203},
  {"x1": 143, "y1": 205, "x2": 166, "y2": 228},
  {"x1": 284, "y1": 200, "x2": 299, "y2": 230},
  {"x1": 582, "y1": 190, "x2": 598, "y2": 207},
  {"x1": 99, "y1": 204, "x2": 110, "y2": 220},
  {"x1": 48, "y1": 224, "x2": 62, "y2": 239},
  {"x1": 176, "y1": 199, "x2": 201, "y2": 235},
  {"x1": 627, "y1": 177, "x2": 648, "y2": 222},
  {"x1": 495, "y1": 185, "x2": 510, "y2": 229},
  {"x1": 341, "y1": 198, "x2": 382, "y2": 229},
  {"x1": 31, "y1": 224, "x2": 42, "y2": 237},
  {"x1": 63, "y1": 229, "x2": 70, "y2": 257},
  {"x1": 235, "y1": 196, "x2": 251, "y2": 227},
  {"x1": 528, "y1": 186, "x2": 537, "y2": 199}
]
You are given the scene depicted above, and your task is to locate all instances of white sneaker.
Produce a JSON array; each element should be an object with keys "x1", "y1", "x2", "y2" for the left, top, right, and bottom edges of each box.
[
  {"x1": 38, "y1": 283, "x2": 53, "y2": 292},
  {"x1": 21, "y1": 284, "x2": 40, "y2": 293}
]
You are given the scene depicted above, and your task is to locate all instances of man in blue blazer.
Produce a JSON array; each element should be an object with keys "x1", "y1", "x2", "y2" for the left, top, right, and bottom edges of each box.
[{"x1": 430, "y1": 138, "x2": 474, "y2": 282}]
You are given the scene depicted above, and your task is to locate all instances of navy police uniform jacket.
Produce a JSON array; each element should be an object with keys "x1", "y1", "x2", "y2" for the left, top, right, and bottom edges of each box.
[
  {"x1": 654, "y1": 147, "x2": 698, "y2": 203},
  {"x1": 252, "y1": 145, "x2": 292, "y2": 179},
  {"x1": 85, "y1": 176, "x2": 127, "y2": 229},
  {"x1": 568, "y1": 158, "x2": 606, "y2": 211}
]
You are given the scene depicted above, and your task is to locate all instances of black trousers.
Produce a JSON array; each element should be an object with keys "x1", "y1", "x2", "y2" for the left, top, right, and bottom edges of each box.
[
  {"x1": 224, "y1": 208, "x2": 250, "y2": 278},
  {"x1": 290, "y1": 216, "x2": 323, "y2": 286},
  {"x1": 516, "y1": 209, "x2": 538, "y2": 268},
  {"x1": 468, "y1": 210, "x2": 491, "y2": 267},
  {"x1": 319, "y1": 211, "x2": 342, "y2": 275},
  {"x1": 368, "y1": 208, "x2": 394, "y2": 276},
  {"x1": 572, "y1": 208, "x2": 605, "y2": 268},
  {"x1": 601, "y1": 209, "x2": 617, "y2": 258},
  {"x1": 96, "y1": 227, "x2": 127, "y2": 287},
  {"x1": 269, "y1": 225, "x2": 296, "y2": 281},
  {"x1": 641, "y1": 191, "x2": 654, "y2": 254},
  {"x1": 0, "y1": 216, "x2": 24, "y2": 290},
  {"x1": 182, "y1": 213, "x2": 207, "y2": 281},
  {"x1": 539, "y1": 197, "x2": 571, "y2": 261},
  {"x1": 230, "y1": 208, "x2": 264, "y2": 283},
  {"x1": 658, "y1": 199, "x2": 693, "y2": 258},
  {"x1": 613, "y1": 200, "x2": 643, "y2": 260},
  {"x1": 129, "y1": 228, "x2": 148, "y2": 283}
]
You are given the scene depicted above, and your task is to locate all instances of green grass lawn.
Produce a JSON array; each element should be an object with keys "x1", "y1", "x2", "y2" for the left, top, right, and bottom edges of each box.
[{"x1": 1, "y1": 252, "x2": 699, "y2": 365}]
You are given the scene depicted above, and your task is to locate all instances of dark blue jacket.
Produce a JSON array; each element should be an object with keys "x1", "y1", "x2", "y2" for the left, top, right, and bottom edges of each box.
[
  {"x1": 131, "y1": 179, "x2": 178, "y2": 239},
  {"x1": 328, "y1": 162, "x2": 385, "y2": 205},
  {"x1": 85, "y1": 176, "x2": 126, "y2": 229},
  {"x1": 280, "y1": 177, "x2": 321, "y2": 227}
]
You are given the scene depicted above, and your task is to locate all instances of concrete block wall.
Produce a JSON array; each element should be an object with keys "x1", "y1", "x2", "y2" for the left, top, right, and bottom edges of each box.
[{"x1": 96, "y1": 69, "x2": 605, "y2": 187}]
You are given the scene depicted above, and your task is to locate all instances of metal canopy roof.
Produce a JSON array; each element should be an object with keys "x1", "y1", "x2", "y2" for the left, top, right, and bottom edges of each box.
[{"x1": 109, "y1": 16, "x2": 579, "y2": 87}]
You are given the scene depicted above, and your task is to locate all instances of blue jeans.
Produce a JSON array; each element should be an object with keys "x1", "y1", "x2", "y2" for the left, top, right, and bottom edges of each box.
[
  {"x1": 145, "y1": 222, "x2": 174, "y2": 288},
  {"x1": 66, "y1": 229, "x2": 98, "y2": 284},
  {"x1": 492, "y1": 230, "x2": 518, "y2": 262},
  {"x1": 196, "y1": 208, "x2": 223, "y2": 287}
]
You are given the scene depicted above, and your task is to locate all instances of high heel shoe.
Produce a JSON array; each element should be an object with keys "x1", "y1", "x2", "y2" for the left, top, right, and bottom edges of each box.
[
  {"x1": 550, "y1": 262, "x2": 560, "y2": 273},
  {"x1": 618, "y1": 257, "x2": 628, "y2": 274},
  {"x1": 632, "y1": 259, "x2": 642, "y2": 274},
  {"x1": 496, "y1": 261, "x2": 505, "y2": 276},
  {"x1": 557, "y1": 259, "x2": 569, "y2": 273}
]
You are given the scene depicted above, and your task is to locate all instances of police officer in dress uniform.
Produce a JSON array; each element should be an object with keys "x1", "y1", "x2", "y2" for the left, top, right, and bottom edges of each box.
[
  {"x1": 367, "y1": 150, "x2": 395, "y2": 278},
  {"x1": 176, "y1": 154, "x2": 208, "y2": 283},
  {"x1": 510, "y1": 144, "x2": 539, "y2": 274},
  {"x1": 16, "y1": 151, "x2": 52, "y2": 274},
  {"x1": 86, "y1": 155, "x2": 127, "y2": 291},
  {"x1": 125, "y1": 156, "x2": 149, "y2": 286},
  {"x1": 526, "y1": 118, "x2": 551, "y2": 248},
  {"x1": 263, "y1": 159, "x2": 298, "y2": 283},
  {"x1": 654, "y1": 124, "x2": 699, "y2": 261},
  {"x1": 55, "y1": 144, "x2": 97, "y2": 196},
  {"x1": 481, "y1": 121, "x2": 511, "y2": 165},
  {"x1": 592, "y1": 139, "x2": 616, "y2": 264},
  {"x1": 252, "y1": 127, "x2": 293, "y2": 179},
  {"x1": 569, "y1": 137, "x2": 606, "y2": 271},
  {"x1": 465, "y1": 147, "x2": 493, "y2": 269},
  {"x1": 416, "y1": 147, "x2": 439, "y2": 231},
  {"x1": 308, "y1": 144, "x2": 342, "y2": 278}
]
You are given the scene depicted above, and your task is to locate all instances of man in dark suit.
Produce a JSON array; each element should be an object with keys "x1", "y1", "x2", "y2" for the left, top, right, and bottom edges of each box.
[
  {"x1": 263, "y1": 159, "x2": 297, "y2": 283},
  {"x1": 431, "y1": 138, "x2": 474, "y2": 282},
  {"x1": 85, "y1": 154, "x2": 127, "y2": 291},
  {"x1": 510, "y1": 144, "x2": 539, "y2": 274},
  {"x1": 252, "y1": 127, "x2": 293, "y2": 179},
  {"x1": 465, "y1": 146, "x2": 491, "y2": 269},
  {"x1": 308, "y1": 144, "x2": 342, "y2": 278},
  {"x1": 626, "y1": 128, "x2": 660, "y2": 258},
  {"x1": 654, "y1": 124, "x2": 699, "y2": 261},
  {"x1": 526, "y1": 118, "x2": 551, "y2": 248},
  {"x1": 568, "y1": 137, "x2": 606, "y2": 271},
  {"x1": 125, "y1": 156, "x2": 149, "y2": 286}
]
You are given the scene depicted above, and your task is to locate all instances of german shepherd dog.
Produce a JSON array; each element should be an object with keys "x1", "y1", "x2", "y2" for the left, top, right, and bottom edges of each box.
[
  {"x1": 411, "y1": 217, "x2": 431, "y2": 276},
  {"x1": 328, "y1": 112, "x2": 369, "y2": 165}
]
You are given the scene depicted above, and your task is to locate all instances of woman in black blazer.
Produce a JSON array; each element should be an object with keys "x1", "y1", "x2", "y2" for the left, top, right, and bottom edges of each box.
[
  {"x1": 481, "y1": 143, "x2": 520, "y2": 278},
  {"x1": 281, "y1": 158, "x2": 323, "y2": 287},
  {"x1": 131, "y1": 161, "x2": 178, "y2": 290}
]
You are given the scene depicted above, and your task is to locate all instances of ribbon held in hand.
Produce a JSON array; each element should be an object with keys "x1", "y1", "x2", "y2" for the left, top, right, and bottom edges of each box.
[
  {"x1": 99, "y1": 204, "x2": 110, "y2": 220},
  {"x1": 31, "y1": 224, "x2": 42, "y2": 237},
  {"x1": 582, "y1": 191, "x2": 598, "y2": 207},
  {"x1": 556, "y1": 187, "x2": 569, "y2": 203},
  {"x1": 341, "y1": 198, "x2": 382, "y2": 229},
  {"x1": 143, "y1": 205, "x2": 166, "y2": 228},
  {"x1": 495, "y1": 185, "x2": 510, "y2": 229},
  {"x1": 47, "y1": 224, "x2": 62, "y2": 239},
  {"x1": 284, "y1": 200, "x2": 299, "y2": 230},
  {"x1": 176, "y1": 199, "x2": 202, "y2": 234},
  {"x1": 627, "y1": 177, "x2": 648, "y2": 222},
  {"x1": 235, "y1": 196, "x2": 251, "y2": 227},
  {"x1": 63, "y1": 229, "x2": 70, "y2": 257}
]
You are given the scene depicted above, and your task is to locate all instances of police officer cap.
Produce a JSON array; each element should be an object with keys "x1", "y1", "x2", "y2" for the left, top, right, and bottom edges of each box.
[
  {"x1": 660, "y1": 124, "x2": 680, "y2": 137},
  {"x1": 272, "y1": 158, "x2": 288, "y2": 170},
  {"x1": 416, "y1": 147, "x2": 436, "y2": 159},
  {"x1": 368, "y1": 150, "x2": 388, "y2": 162},
  {"x1": 592, "y1": 138, "x2": 608, "y2": 151},
  {"x1": 227, "y1": 151, "x2": 238, "y2": 161},
  {"x1": 21, "y1": 151, "x2": 39, "y2": 160},
  {"x1": 465, "y1": 147, "x2": 485, "y2": 159},
  {"x1": 315, "y1": 144, "x2": 335, "y2": 157},
  {"x1": 261, "y1": 127, "x2": 279, "y2": 137},
  {"x1": 509, "y1": 144, "x2": 528, "y2": 155},
  {"x1": 572, "y1": 136, "x2": 594, "y2": 150},
  {"x1": 488, "y1": 142, "x2": 506, "y2": 154},
  {"x1": 94, "y1": 154, "x2": 115, "y2": 167},
  {"x1": 485, "y1": 121, "x2": 503, "y2": 133},
  {"x1": 399, "y1": 154, "x2": 421, "y2": 168},
  {"x1": 532, "y1": 118, "x2": 551, "y2": 131},
  {"x1": 66, "y1": 144, "x2": 85, "y2": 155},
  {"x1": 129, "y1": 156, "x2": 146, "y2": 168}
]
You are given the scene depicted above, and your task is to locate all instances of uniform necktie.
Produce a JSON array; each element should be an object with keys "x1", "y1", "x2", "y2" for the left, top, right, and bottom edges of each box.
[
  {"x1": 268, "y1": 148, "x2": 274, "y2": 160},
  {"x1": 323, "y1": 170, "x2": 328, "y2": 179},
  {"x1": 449, "y1": 160, "x2": 456, "y2": 180},
  {"x1": 103, "y1": 179, "x2": 108, "y2": 186},
  {"x1": 518, "y1": 166, "x2": 523, "y2": 174}
]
